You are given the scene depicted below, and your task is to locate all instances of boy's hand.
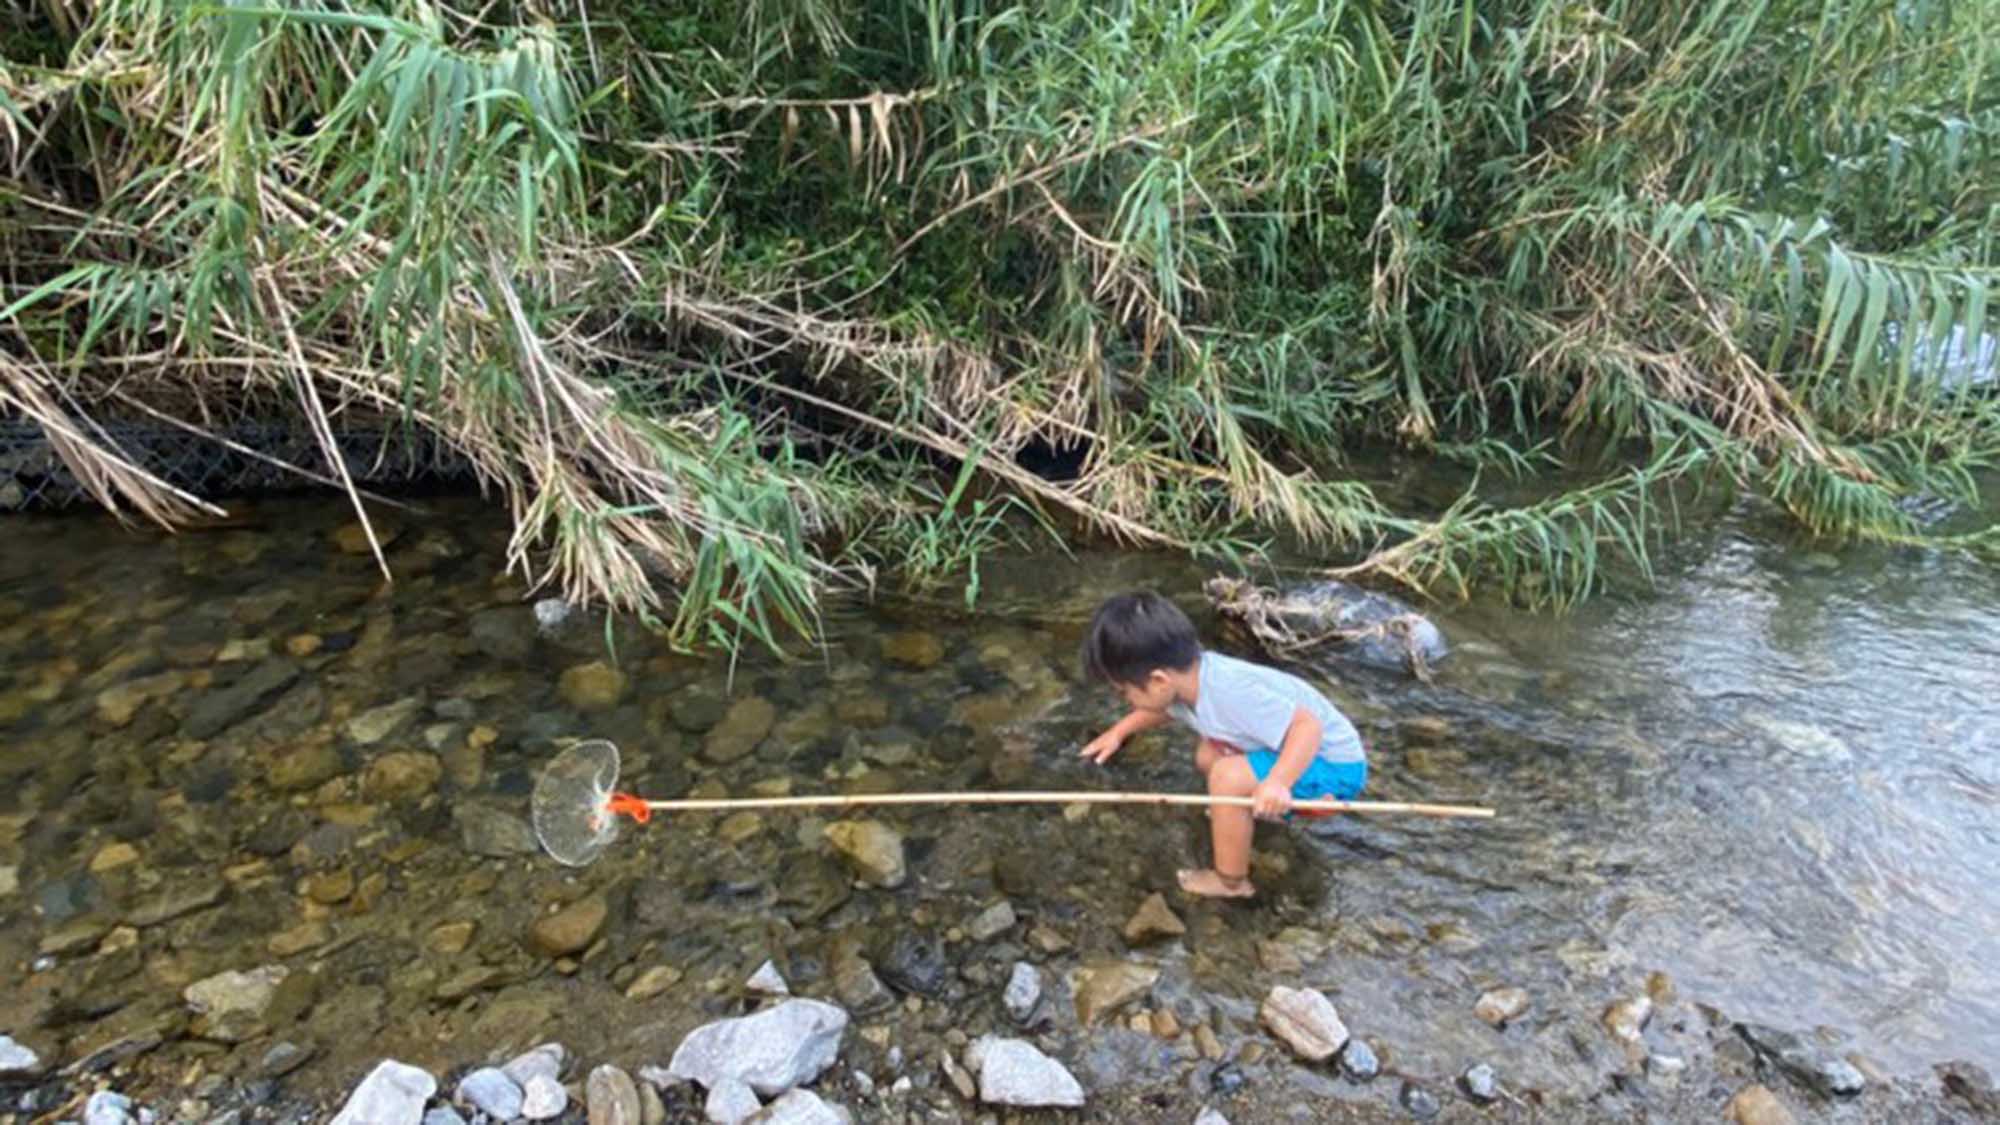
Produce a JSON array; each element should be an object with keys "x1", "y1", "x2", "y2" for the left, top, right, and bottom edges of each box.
[
  {"x1": 1080, "y1": 730, "x2": 1125, "y2": 765},
  {"x1": 1250, "y1": 780, "x2": 1293, "y2": 820}
]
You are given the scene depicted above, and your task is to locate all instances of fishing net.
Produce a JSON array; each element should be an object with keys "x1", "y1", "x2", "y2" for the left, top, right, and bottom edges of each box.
[{"x1": 532, "y1": 739, "x2": 625, "y2": 867}]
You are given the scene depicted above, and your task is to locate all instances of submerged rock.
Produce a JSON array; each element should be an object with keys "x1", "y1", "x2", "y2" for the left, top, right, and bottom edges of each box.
[
  {"x1": 1460, "y1": 1063, "x2": 1499, "y2": 1103},
  {"x1": 1072, "y1": 961, "x2": 1158, "y2": 1026},
  {"x1": 456, "y1": 804, "x2": 539, "y2": 857},
  {"x1": 1003, "y1": 962, "x2": 1043, "y2": 1025},
  {"x1": 1602, "y1": 995, "x2": 1651, "y2": 1043},
  {"x1": 529, "y1": 895, "x2": 608, "y2": 957},
  {"x1": 667, "y1": 998, "x2": 849, "y2": 1097},
  {"x1": 0, "y1": 1034, "x2": 46, "y2": 1078},
  {"x1": 1737, "y1": 1023, "x2": 1865, "y2": 1097},
  {"x1": 1339, "y1": 1038, "x2": 1379, "y2": 1081},
  {"x1": 1260, "y1": 986, "x2": 1349, "y2": 1061},
  {"x1": 1474, "y1": 987, "x2": 1530, "y2": 1027},
  {"x1": 1724, "y1": 1083, "x2": 1795, "y2": 1125},
  {"x1": 824, "y1": 820, "x2": 906, "y2": 888},
  {"x1": 967, "y1": 899, "x2": 1017, "y2": 941},
  {"x1": 703, "y1": 697, "x2": 777, "y2": 764},
  {"x1": 331, "y1": 1059, "x2": 436, "y2": 1125},
  {"x1": 876, "y1": 928, "x2": 948, "y2": 996},
  {"x1": 561, "y1": 661, "x2": 628, "y2": 710},
  {"x1": 965, "y1": 1036, "x2": 1085, "y2": 1108},
  {"x1": 1122, "y1": 892, "x2": 1186, "y2": 944}
]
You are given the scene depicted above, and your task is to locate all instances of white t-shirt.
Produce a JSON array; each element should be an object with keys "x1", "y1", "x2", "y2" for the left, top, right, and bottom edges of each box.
[{"x1": 1166, "y1": 651, "x2": 1365, "y2": 764}]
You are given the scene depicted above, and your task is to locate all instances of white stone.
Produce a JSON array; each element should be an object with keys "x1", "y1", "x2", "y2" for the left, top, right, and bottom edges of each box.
[
  {"x1": 521, "y1": 1072, "x2": 568, "y2": 1120},
  {"x1": 331, "y1": 1060, "x2": 436, "y2": 1125},
  {"x1": 752, "y1": 1089, "x2": 853, "y2": 1124},
  {"x1": 705, "y1": 1076, "x2": 762, "y2": 1124},
  {"x1": 965, "y1": 1036, "x2": 1085, "y2": 1108},
  {"x1": 1260, "y1": 986, "x2": 1349, "y2": 1061},
  {"x1": 746, "y1": 959, "x2": 790, "y2": 996},
  {"x1": 667, "y1": 998, "x2": 849, "y2": 1097}
]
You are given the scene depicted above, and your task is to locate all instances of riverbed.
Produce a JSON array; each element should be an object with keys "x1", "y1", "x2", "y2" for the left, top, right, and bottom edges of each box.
[{"x1": 0, "y1": 493, "x2": 1994, "y2": 1123}]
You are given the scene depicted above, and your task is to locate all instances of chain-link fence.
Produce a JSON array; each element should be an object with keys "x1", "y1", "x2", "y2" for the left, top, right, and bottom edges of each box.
[{"x1": 0, "y1": 413, "x2": 477, "y2": 511}]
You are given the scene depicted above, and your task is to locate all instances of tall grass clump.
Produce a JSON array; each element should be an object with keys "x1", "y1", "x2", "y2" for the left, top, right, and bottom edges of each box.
[{"x1": 3, "y1": 0, "x2": 1995, "y2": 646}]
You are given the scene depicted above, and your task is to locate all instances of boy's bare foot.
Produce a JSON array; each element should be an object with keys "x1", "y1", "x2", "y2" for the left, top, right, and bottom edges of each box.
[{"x1": 1176, "y1": 868, "x2": 1255, "y2": 898}]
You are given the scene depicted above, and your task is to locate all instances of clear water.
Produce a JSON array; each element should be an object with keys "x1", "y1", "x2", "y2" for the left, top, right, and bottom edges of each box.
[{"x1": 0, "y1": 492, "x2": 1993, "y2": 1118}]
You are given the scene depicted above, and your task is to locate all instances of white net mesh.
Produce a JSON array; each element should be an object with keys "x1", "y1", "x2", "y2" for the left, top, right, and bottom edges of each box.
[{"x1": 532, "y1": 739, "x2": 623, "y2": 866}]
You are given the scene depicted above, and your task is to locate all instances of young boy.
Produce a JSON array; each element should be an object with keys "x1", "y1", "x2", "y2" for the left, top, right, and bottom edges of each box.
[{"x1": 1079, "y1": 591, "x2": 1366, "y2": 898}]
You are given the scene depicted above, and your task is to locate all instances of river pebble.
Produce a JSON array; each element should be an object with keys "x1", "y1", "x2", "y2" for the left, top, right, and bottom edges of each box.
[
  {"x1": 455, "y1": 1067, "x2": 524, "y2": 1119},
  {"x1": 705, "y1": 1077, "x2": 761, "y2": 1124},
  {"x1": 521, "y1": 1072, "x2": 568, "y2": 1119},
  {"x1": 1460, "y1": 1062, "x2": 1499, "y2": 1103},
  {"x1": 1003, "y1": 962, "x2": 1043, "y2": 1024},
  {"x1": 668, "y1": 998, "x2": 849, "y2": 1097},
  {"x1": 1339, "y1": 1037, "x2": 1379, "y2": 1081},
  {"x1": 1260, "y1": 986, "x2": 1349, "y2": 1061},
  {"x1": 1736, "y1": 1023, "x2": 1865, "y2": 1097},
  {"x1": 1474, "y1": 986, "x2": 1529, "y2": 1026},
  {"x1": 1724, "y1": 1083, "x2": 1795, "y2": 1125},
  {"x1": 330, "y1": 1059, "x2": 436, "y2": 1125}
]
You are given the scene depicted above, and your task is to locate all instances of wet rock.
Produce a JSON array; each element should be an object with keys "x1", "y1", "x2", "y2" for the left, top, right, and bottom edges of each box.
[
  {"x1": 639, "y1": 1080, "x2": 668, "y2": 1125},
  {"x1": 831, "y1": 952, "x2": 892, "y2": 1015},
  {"x1": 1475, "y1": 986, "x2": 1529, "y2": 1027},
  {"x1": 877, "y1": 928, "x2": 948, "y2": 996},
  {"x1": 303, "y1": 868, "x2": 355, "y2": 904},
  {"x1": 127, "y1": 875, "x2": 227, "y2": 927},
  {"x1": 776, "y1": 854, "x2": 851, "y2": 923},
  {"x1": 824, "y1": 820, "x2": 906, "y2": 888},
  {"x1": 185, "y1": 659, "x2": 299, "y2": 739},
  {"x1": 1399, "y1": 1081, "x2": 1440, "y2": 1118},
  {"x1": 1460, "y1": 1063, "x2": 1499, "y2": 1103},
  {"x1": 1209, "y1": 1064, "x2": 1245, "y2": 1095},
  {"x1": 752, "y1": 1088, "x2": 851, "y2": 1124},
  {"x1": 1260, "y1": 986, "x2": 1349, "y2": 1061},
  {"x1": 331, "y1": 1059, "x2": 436, "y2": 1125},
  {"x1": 703, "y1": 697, "x2": 777, "y2": 763},
  {"x1": 456, "y1": 803, "x2": 539, "y2": 857},
  {"x1": 96, "y1": 672, "x2": 183, "y2": 727},
  {"x1": 522, "y1": 1072, "x2": 569, "y2": 1119},
  {"x1": 503, "y1": 1044, "x2": 568, "y2": 1088},
  {"x1": 86, "y1": 840, "x2": 140, "y2": 876},
  {"x1": 333, "y1": 520, "x2": 401, "y2": 555},
  {"x1": 40, "y1": 916, "x2": 112, "y2": 956},
  {"x1": 561, "y1": 661, "x2": 628, "y2": 710},
  {"x1": 1339, "y1": 1037, "x2": 1379, "y2": 1081},
  {"x1": 747, "y1": 960, "x2": 790, "y2": 996},
  {"x1": 1003, "y1": 962, "x2": 1042, "y2": 1024},
  {"x1": 456, "y1": 1067, "x2": 525, "y2": 1120},
  {"x1": 967, "y1": 900, "x2": 1017, "y2": 941},
  {"x1": 424, "y1": 1111, "x2": 467, "y2": 1125},
  {"x1": 1937, "y1": 1060, "x2": 2000, "y2": 1115},
  {"x1": 258, "y1": 1041, "x2": 315, "y2": 1078},
  {"x1": 530, "y1": 894, "x2": 608, "y2": 957},
  {"x1": 345, "y1": 697, "x2": 423, "y2": 745},
  {"x1": 470, "y1": 608, "x2": 537, "y2": 661},
  {"x1": 1194, "y1": 1024, "x2": 1225, "y2": 1061},
  {"x1": 1602, "y1": 995, "x2": 1651, "y2": 1043},
  {"x1": 587, "y1": 1064, "x2": 644, "y2": 1125},
  {"x1": 1254, "y1": 927, "x2": 1326, "y2": 973},
  {"x1": 186, "y1": 965, "x2": 287, "y2": 1041},
  {"x1": 1736, "y1": 1024, "x2": 1865, "y2": 1097},
  {"x1": 943, "y1": 1054, "x2": 977, "y2": 1100},
  {"x1": 0, "y1": 1034, "x2": 46, "y2": 1078},
  {"x1": 269, "y1": 743, "x2": 345, "y2": 792},
  {"x1": 881, "y1": 631, "x2": 945, "y2": 669},
  {"x1": 705, "y1": 1077, "x2": 761, "y2": 1124},
  {"x1": 1073, "y1": 961, "x2": 1158, "y2": 1026},
  {"x1": 627, "y1": 964, "x2": 685, "y2": 1001},
  {"x1": 84, "y1": 1091, "x2": 135, "y2": 1125},
  {"x1": 435, "y1": 967, "x2": 505, "y2": 1002},
  {"x1": 1194, "y1": 1110, "x2": 1230, "y2": 1125},
  {"x1": 428, "y1": 920, "x2": 476, "y2": 954},
  {"x1": 1724, "y1": 1083, "x2": 1795, "y2": 1125},
  {"x1": 269, "y1": 920, "x2": 332, "y2": 957},
  {"x1": 1123, "y1": 892, "x2": 1186, "y2": 944},
  {"x1": 362, "y1": 751, "x2": 442, "y2": 801},
  {"x1": 965, "y1": 1036, "x2": 1085, "y2": 1108},
  {"x1": 668, "y1": 998, "x2": 849, "y2": 1097}
]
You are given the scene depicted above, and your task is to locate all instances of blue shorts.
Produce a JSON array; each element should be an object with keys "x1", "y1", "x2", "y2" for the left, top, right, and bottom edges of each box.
[{"x1": 1244, "y1": 749, "x2": 1367, "y2": 807}]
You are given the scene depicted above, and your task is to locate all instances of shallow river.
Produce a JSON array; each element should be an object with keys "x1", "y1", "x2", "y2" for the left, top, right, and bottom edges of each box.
[{"x1": 0, "y1": 492, "x2": 1994, "y2": 1122}]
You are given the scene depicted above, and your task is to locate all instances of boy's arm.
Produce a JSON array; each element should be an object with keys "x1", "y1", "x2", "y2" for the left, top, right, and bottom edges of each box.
[
  {"x1": 1251, "y1": 706, "x2": 1323, "y2": 817},
  {"x1": 1081, "y1": 708, "x2": 1172, "y2": 763}
]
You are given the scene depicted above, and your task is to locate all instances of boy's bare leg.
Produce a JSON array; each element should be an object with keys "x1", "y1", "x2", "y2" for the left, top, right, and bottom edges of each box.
[
  {"x1": 1194, "y1": 737, "x2": 1225, "y2": 778},
  {"x1": 1179, "y1": 754, "x2": 1257, "y2": 898}
]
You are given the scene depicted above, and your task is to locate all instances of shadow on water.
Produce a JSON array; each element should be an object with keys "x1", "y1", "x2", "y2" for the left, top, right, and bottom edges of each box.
[{"x1": 0, "y1": 490, "x2": 1994, "y2": 1120}]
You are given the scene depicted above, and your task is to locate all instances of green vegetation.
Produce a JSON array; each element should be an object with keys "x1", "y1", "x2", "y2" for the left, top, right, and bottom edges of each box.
[{"x1": 2, "y1": 0, "x2": 1995, "y2": 648}]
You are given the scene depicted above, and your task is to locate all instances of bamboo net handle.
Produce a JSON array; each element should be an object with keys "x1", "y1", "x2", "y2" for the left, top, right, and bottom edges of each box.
[{"x1": 635, "y1": 790, "x2": 1493, "y2": 819}]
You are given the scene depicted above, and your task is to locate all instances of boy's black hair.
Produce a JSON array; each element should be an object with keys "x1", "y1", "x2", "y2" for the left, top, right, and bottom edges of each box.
[{"x1": 1080, "y1": 591, "x2": 1202, "y2": 685}]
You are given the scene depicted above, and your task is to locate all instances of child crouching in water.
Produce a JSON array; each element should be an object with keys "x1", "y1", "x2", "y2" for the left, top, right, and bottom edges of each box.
[{"x1": 1079, "y1": 591, "x2": 1367, "y2": 898}]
